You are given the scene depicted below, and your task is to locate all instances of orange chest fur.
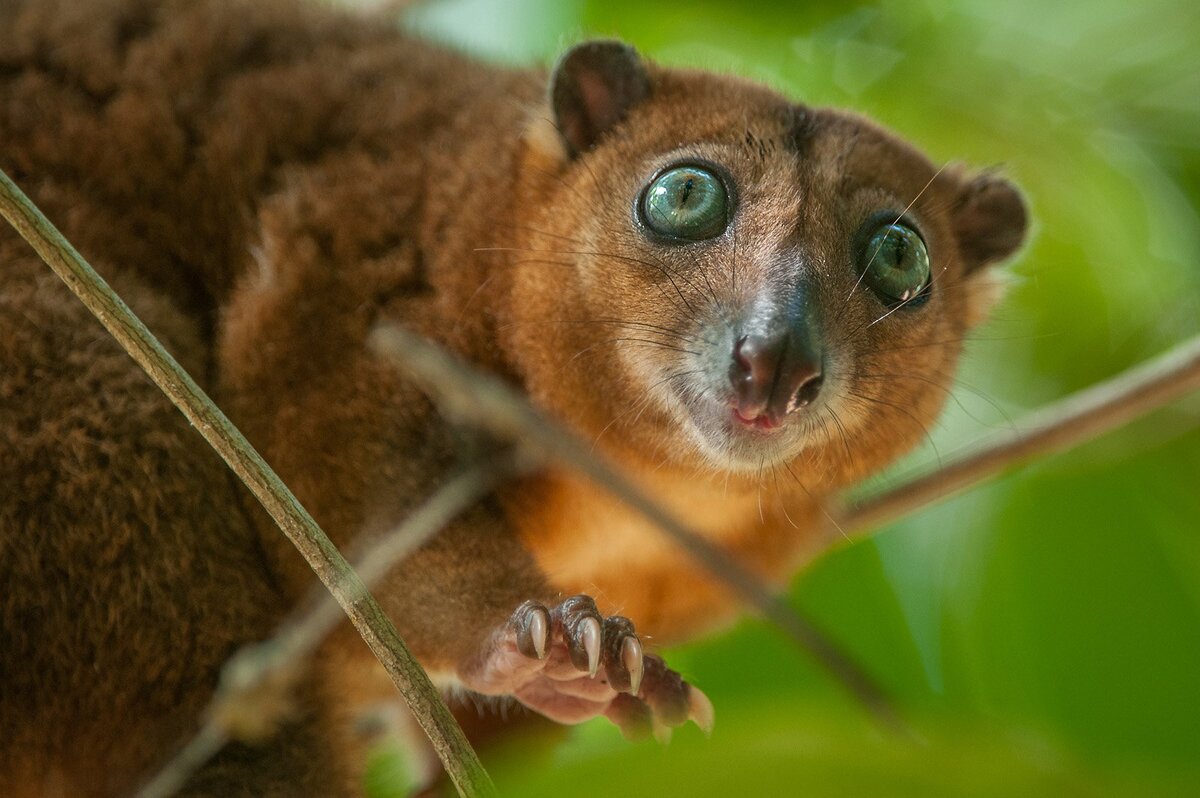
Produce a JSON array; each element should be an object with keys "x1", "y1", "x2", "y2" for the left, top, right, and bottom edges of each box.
[{"x1": 505, "y1": 469, "x2": 823, "y2": 644}]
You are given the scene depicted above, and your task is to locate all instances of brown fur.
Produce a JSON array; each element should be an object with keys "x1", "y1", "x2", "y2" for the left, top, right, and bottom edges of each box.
[{"x1": 0, "y1": 0, "x2": 1026, "y2": 794}]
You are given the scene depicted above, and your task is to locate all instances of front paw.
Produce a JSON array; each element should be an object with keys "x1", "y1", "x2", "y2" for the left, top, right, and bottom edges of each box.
[{"x1": 459, "y1": 595, "x2": 713, "y2": 740}]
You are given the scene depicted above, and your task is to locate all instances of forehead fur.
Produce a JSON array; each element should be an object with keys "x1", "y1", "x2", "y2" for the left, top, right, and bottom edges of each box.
[
  {"x1": 613, "y1": 65, "x2": 811, "y2": 153},
  {"x1": 564, "y1": 66, "x2": 950, "y2": 235}
]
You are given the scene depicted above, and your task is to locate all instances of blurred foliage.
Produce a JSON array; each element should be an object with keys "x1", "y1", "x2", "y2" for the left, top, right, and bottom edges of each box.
[
  {"x1": 363, "y1": 740, "x2": 416, "y2": 798},
  {"x1": 394, "y1": 0, "x2": 1200, "y2": 794}
]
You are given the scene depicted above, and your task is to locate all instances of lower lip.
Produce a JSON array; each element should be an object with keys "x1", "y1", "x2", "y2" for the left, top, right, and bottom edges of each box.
[{"x1": 732, "y1": 408, "x2": 780, "y2": 431}]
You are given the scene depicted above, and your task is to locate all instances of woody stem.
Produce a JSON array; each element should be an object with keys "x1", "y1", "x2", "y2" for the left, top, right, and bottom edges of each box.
[
  {"x1": 0, "y1": 167, "x2": 496, "y2": 798},
  {"x1": 841, "y1": 334, "x2": 1200, "y2": 533}
]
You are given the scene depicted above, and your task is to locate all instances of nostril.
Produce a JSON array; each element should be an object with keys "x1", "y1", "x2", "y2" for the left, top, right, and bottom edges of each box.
[{"x1": 788, "y1": 372, "x2": 824, "y2": 413}]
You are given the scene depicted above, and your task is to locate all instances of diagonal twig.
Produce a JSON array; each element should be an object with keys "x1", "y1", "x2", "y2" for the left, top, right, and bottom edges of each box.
[
  {"x1": 0, "y1": 168, "x2": 496, "y2": 798},
  {"x1": 136, "y1": 464, "x2": 504, "y2": 798},
  {"x1": 842, "y1": 334, "x2": 1200, "y2": 533},
  {"x1": 369, "y1": 324, "x2": 907, "y2": 732}
]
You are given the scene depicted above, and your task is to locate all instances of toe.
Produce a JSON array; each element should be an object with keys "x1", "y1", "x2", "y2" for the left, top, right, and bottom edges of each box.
[
  {"x1": 638, "y1": 655, "x2": 690, "y2": 727},
  {"x1": 605, "y1": 693, "x2": 653, "y2": 741},
  {"x1": 554, "y1": 595, "x2": 604, "y2": 676},
  {"x1": 601, "y1": 616, "x2": 642, "y2": 694},
  {"x1": 512, "y1": 600, "x2": 550, "y2": 660}
]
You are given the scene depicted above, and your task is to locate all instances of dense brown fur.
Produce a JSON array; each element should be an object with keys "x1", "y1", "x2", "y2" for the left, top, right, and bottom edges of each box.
[{"x1": 0, "y1": 0, "x2": 1026, "y2": 794}]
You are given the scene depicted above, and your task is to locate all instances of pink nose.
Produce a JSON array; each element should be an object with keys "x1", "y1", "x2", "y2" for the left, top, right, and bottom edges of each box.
[{"x1": 730, "y1": 331, "x2": 823, "y2": 425}]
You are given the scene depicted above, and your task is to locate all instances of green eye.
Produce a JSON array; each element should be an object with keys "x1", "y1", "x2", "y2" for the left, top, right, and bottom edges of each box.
[
  {"x1": 860, "y1": 223, "x2": 931, "y2": 304},
  {"x1": 640, "y1": 165, "x2": 728, "y2": 241}
]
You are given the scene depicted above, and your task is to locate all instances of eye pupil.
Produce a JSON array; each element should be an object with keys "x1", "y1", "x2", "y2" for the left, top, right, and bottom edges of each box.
[
  {"x1": 680, "y1": 179, "x2": 694, "y2": 203},
  {"x1": 640, "y1": 166, "x2": 728, "y2": 241}
]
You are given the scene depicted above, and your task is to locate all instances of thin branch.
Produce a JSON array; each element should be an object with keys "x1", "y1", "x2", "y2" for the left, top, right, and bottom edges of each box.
[
  {"x1": 369, "y1": 325, "x2": 906, "y2": 733},
  {"x1": 0, "y1": 169, "x2": 495, "y2": 798},
  {"x1": 133, "y1": 724, "x2": 230, "y2": 798},
  {"x1": 137, "y1": 465, "x2": 503, "y2": 798},
  {"x1": 842, "y1": 334, "x2": 1200, "y2": 532}
]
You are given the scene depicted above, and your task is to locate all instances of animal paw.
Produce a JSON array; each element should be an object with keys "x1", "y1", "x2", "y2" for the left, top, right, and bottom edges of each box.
[{"x1": 459, "y1": 595, "x2": 713, "y2": 740}]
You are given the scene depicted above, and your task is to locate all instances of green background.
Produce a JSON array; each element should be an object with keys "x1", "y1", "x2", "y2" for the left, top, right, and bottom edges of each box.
[{"x1": 383, "y1": 0, "x2": 1199, "y2": 794}]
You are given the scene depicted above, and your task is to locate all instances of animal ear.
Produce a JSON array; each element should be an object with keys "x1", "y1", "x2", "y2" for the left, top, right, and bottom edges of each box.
[
  {"x1": 952, "y1": 172, "x2": 1028, "y2": 270},
  {"x1": 550, "y1": 39, "x2": 650, "y2": 157}
]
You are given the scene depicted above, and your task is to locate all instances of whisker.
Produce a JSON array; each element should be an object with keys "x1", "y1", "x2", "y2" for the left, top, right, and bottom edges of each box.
[
  {"x1": 525, "y1": 122, "x2": 606, "y2": 200},
  {"x1": 450, "y1": 273, "x2": 496, "y2": 334},
  {"x1": 771, "y1": 467, "x2": 800, "y2": 530},
  {"x1": 477, "y1": 245, "x2": 703, "y2": 320},
  {"x1": 498, "y1": 317, "x2": 702, "y2": 345},
  {"x1": 590, "y1": 369, "x2": 702, "y2": 449},
  {"x1": 526, "y1": 159, "x2": 591, "y2": 206},
  {"x1": 838, "y1": 162, "x2": 951, "y2": 317},
  {"x1": 509, "y1": 224, "x2": 591, "y2": 246},
  {"x1": 756, "y1": 457, "x2": 766, "y2": 524},
  {"x1": 563, "y1": 338, "x2": 698, "y2": 371},
  {"x1": 823, "y1": 404, "x2": 855, "y2": 465},
  {"x1": 838, "y1": 270, "x2": 989, "y2": 347},
  {"x1": 844, "y1": 389, "x2": 944, "y2": 470},
  {"x1": 731, "y1": 221, "x2": 740, "y2": 295},
  {"x1": 781, "y1": 460, "x2": 850, "y2": 541},
  {"x1": 863, "y1": 329, "x2": 1063, "y2": 358},
  {"x1": 856, "y1": 370, "x2": 1016, "y2": 432},
  {"x1": 864, "y1": 264, "x2": 954, "y2": 331}
]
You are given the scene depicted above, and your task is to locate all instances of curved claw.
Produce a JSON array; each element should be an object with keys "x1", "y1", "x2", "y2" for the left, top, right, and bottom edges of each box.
[
  {"x1": 580, "y1": 617, "x2": 601, "y2": 677},
  {"x1": 622, "y1": 636, "x2": 644, "y2": 695},
  {"x1": 530, "y1": 606, "x2": 548, "y2": 660},
  {"x1": 687, "y1": 686, "x2": 715, "y2": 736}
]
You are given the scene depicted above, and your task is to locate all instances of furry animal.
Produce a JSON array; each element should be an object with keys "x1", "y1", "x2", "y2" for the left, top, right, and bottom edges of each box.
[{"x1": 0, "y1": 0, "x2": 1026, "y2": 794}]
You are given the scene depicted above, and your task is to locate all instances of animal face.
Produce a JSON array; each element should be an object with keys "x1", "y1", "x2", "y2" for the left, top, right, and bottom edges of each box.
[{"x1": 510, "y1": 42, "x2": 1026, "y2": 485}]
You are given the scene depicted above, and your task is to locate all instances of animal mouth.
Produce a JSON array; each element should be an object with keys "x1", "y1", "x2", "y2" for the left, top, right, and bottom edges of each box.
[
  {"x1": 731, "y1": 406, "x2": 783, "y2": 431},
  {"x1": 667, "y1": 387, "x2": 804, "y2": 472}
]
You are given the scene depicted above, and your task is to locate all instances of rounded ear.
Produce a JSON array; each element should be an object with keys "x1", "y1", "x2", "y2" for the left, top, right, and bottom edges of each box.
[
  {"x1": 952, "y1": 172, "x2": 1029, "y2": 270},
  {"x1": 550, "y1": 39, "x2": 650, "y2": 158}
]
